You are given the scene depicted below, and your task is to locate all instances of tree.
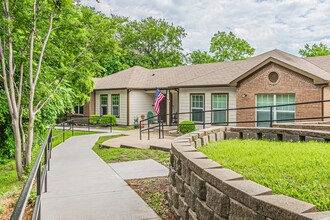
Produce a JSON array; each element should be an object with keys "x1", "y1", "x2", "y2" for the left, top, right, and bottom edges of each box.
[
  {"x1": 0, "y1": 1, "x2": 115, "y2": 179},
  {"x1": 188, "y1": 50, "x2": 215, "y2": 64},
  {"x1": 188, "y1": 31, "x2": 255, "y2": 65},
  {"x1": 119, "y1": 17, "x2": 187, "y2": 69},
  {"x1": 299, "y1": 43, "x2": 330, "y2": 57},
  {"x1": 210, "y1": 31, "x2": 255, "y2": 62}
]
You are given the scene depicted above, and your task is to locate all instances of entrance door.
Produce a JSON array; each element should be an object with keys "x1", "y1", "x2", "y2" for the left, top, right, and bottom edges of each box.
[{"x1": 159, "y1": 95, "x2": 167, "y2": 123}]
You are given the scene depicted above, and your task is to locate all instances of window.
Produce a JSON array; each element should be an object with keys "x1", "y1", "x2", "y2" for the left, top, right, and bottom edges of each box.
[
  {"x1": 112, "y1": 94, "x2": 120, "y2": 117},
  {"x1": 100, "y1": 95, "x2": 108, "y2": 115},
  {"x1": 191, "y1": 94, "x2": 204, "y2": 122},
  {"x1": 212, "y1": 94, "x2": 227, "y2": 124},
  {"x1": 74, "y1": 101, "x2": 84, "y2": 115},
  {"x1": 256, "y1": 94, "x2": 295, "y2": 127}
]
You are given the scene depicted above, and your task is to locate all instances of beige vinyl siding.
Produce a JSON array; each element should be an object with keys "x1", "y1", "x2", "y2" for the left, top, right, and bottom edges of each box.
[
  {"x1": 179, "y1": 87, "x2": 236, "y2": 127},
  {"x1": 129, "y1": 90, "x2": 155, "y2": 125},
  {"x1": 95, "y1": 90, "x2": 127, "y2": 125},
  {"x1": 324, "y1": 86, "x2": 330, "y2": 121}
]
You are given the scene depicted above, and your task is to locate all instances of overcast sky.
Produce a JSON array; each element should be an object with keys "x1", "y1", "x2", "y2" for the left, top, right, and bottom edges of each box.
[{"x1": 80, "y1": 0, "x2": 330, "y2": 56}]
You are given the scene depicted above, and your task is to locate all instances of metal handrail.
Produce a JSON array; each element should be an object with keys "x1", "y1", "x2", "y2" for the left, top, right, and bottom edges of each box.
[
  {"x1": 10, "y1": 129, "x2": 52, "y2": 220},
  {"x1": 139, "y1": 99, "x2": 330, "y2": 140}
]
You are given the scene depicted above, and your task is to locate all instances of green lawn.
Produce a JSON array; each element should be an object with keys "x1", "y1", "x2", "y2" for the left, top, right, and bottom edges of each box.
[
  {"x1": 112, "y1": 126, "x2": 136, "y2": 131},
  {"x1": 92, "y1": 136, "x2": 170, "y2": 166},
  {"x1": 52, "y1": 129, "x2": 99, "y2": 147},
  {"x1": 198, "y1": 139, "x2": 330, "y2": 211}
]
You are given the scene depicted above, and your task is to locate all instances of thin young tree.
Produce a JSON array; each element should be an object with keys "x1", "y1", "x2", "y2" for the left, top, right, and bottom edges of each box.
[{"x1": 0, "y1": 0, "x2": 64, "y2": 179}]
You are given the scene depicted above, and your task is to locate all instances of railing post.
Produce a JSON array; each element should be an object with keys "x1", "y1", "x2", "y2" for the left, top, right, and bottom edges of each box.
[
  {"x1": 48, "y1": 132, "x2": 51, "y2": 170},
  {"x1": 203, "y1": 111, "x2": 206, "y2": 129},
  {"x1": 44, "y1": 142, "x2": 48, "y2": 193},
  {"x1": 162, "y1": 121, "x2": 164, "y2": 139},
  {"x1": 37, "y1": 163, "x2": 41, "y2": 220},
  {"x1": 139, "y1": 121, "x2": 142, "y2": 140},
  {"x1": 88, "y1": 117, "x2": 90, "y2": 132},
  {"x1": 62, "y1": 123, "x2": 65, "y2": 143},
  {"x1": 158, "y1": 115, "x2": 161, "y2": 139},
  {"x1": 148, "y1": 119, "x2": 150, "y2": 140},
  {"x1": 270, "y1": 106, "x2": 273, "y2": 127},
  {"x1": 71, "y1": 121, "x2": 74, "y2": 137}
]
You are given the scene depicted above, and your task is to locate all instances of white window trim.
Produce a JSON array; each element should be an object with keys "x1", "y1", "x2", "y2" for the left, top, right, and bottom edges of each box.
[
  {"x1": 111, "y1": 94, "x2": 120, "y2": 118},
  {"x1": 191, "y1": 94, "x2": 204, "y2": 122},
  {"x1": 212, "y1": 94, "x2": 228, "y2": 124},
  {"x1": 100, "y1": 95, "x2": 108, "y2": 115},
  {"x1": 256, "y1": 94, "x2": 296, "y2": 126}
]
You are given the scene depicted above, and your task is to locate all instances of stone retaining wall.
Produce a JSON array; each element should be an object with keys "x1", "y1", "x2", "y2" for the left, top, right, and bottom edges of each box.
[
  {"x1": 169, "y1": 126, "x2": 330, "y2": 220},
  {"x1": 273, "y1": 123, "x2": 330, "y2": 132}
]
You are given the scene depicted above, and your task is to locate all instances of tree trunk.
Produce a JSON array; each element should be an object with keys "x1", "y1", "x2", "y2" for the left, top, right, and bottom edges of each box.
[
  {"x1": 12, "y1": 119, "x2": 23, "y2": 180},
  {"x1": 25, "y1": 113, "x2": 35, "y2": 167}
]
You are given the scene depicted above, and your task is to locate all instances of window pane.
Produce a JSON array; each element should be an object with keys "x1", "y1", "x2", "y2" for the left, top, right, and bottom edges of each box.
[
  {"x1": 74, "y1": 105, "x2": 79, "y2": 114},
  {"x1": 277, "y1": 112, "x2": 295, "y2": 123},
  {"x1": 79, "y1": 106, "x2": 84, "y2": 115},
  {"x1": 112, "y1": 106, "x2": 119, "y2": 117},
  {"x1": 257, "y1": 110, "x2": 271, "y2": 127},
  {"x1": 101, "y1": 95, "x2": 108, "y2": 106},
  {"x1": 212, "y1": 94, "x2": 227, "y2": 124},
  {"x1": 192, "y1": 109, "x2": 203, "y2": 122},
  {"x1": 191, "y1": 95, "x2": 204, "y2": 122},
  {"x1": 101, "y1": 106, "x2": 108, "y2": 115},
  {"x1": 112, "y1": 95, "x2": 120, "y2": 117}
]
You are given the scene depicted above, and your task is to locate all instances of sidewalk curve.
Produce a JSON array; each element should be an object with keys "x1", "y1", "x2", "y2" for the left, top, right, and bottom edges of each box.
[{"x1": 41, "y1": 133, "x2": 160, "y2": 220}]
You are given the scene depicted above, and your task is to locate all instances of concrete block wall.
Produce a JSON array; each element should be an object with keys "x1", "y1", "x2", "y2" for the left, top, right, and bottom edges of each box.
[{"x1": 169, "y1": 126, "x2": 330, "y2": 220}]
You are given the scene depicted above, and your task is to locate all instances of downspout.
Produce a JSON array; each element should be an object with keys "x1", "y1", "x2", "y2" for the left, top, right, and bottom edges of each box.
[{"x1": 127, "y1": 89, "x2": 130, "y2": 126}]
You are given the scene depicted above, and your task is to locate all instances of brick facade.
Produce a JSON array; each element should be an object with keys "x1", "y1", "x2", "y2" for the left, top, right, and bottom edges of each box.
[{"x1": 236, "y1": 63, "x2": 324, "y2": 127}]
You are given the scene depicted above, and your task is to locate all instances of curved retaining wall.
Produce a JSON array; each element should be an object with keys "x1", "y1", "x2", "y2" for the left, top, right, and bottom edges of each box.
[{"x1": 169, "y1": 126, "x2": 330, "y2": 220}]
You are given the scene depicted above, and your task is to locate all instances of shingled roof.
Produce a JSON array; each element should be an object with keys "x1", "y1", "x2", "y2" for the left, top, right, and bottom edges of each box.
[{"x1": 93, "y1": 49, "x2": 330, "y2": 90}]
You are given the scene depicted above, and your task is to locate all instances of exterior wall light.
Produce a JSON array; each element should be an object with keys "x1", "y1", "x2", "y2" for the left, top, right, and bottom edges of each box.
[{"x1": 241, "y1": 94, "x2": 248, "y2": 98}]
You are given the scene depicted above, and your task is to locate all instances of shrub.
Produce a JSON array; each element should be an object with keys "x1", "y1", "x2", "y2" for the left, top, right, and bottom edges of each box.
[
  {"x1": 99, "y1": 114, "x2": 117, "y2": 126},
  {"x1": 89, "y1": 114, "x2": 100, "y2": 124},
  {"x1": 179, "y1": 120, "x2": 195, "y2": 134}
]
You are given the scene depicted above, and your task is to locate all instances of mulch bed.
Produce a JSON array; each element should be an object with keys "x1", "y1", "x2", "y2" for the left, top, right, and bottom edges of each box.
[
  {"x1": 0, "y1": 194, "x2": 33, "y2": 220},
  {"x1": 126, "y1": 176, "x2": 175, "y2": 220}
]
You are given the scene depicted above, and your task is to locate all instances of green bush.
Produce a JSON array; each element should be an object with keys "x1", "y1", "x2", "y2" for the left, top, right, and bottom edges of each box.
[
  {"x1": 99, "y1": 114, "x2": 117, "y2": 126},
  {"x1": 179, "y1": 120, "x2": 195, "y2": 134},
  {"x1": 89, "y1": 114, "x2": 100, "y2": 124}
]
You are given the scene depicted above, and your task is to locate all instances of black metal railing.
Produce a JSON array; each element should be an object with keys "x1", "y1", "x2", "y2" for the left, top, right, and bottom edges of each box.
[
  {"x1": 139, "y1": 99, "x2": 330, "y2": 140},
  {"x1": 10, "y1": 129, "x2": 52, "y2": 220},
  {"x1": 57, "y1": 116, "x2": 114, "y2": 133},
  {"x1": 139, "y1": 115, "x2": 164, "y2": 140},
  {"x1": 9, "y1": 115, "x2": 112, "y2": 219}
]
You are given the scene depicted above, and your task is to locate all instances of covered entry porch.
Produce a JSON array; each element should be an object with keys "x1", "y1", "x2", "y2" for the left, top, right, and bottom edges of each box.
[{"x1": 144, "y1": 89, "x2": 179, "y2": 125}]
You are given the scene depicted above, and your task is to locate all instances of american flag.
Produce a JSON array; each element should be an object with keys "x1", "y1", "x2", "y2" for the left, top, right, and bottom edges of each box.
[{"x1": 154, "y1": 88, "x2": 165, "y2": 115}]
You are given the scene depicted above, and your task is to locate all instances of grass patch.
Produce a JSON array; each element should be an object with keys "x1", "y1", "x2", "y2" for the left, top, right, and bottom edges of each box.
[
  {"x1": 112, "y1": 126, "x2": 135, "y2": 131},
  {"x1": 52, "y1": 129, "x2": 100, "y2": 147},
  {"x1": 92, "y1": 136, "x2": 170, "y2": 166},
  {"x1": 199, "y1": 139, "x2": 330, "y2": 211}
]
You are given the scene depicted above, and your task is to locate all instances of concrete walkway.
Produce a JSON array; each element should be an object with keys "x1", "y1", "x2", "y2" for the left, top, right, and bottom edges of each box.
[
  {"x1": 102, "y1": 130, "x2": 176, "y2": 150},
  {"x1": 109, "y1": 159, "x2": 169, "y2": 180},
  {"x1": 41, "y1": 133, "x2": 160, "y2": 220}
]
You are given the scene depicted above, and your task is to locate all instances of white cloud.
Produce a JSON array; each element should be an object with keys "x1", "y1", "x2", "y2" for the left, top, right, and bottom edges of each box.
[{"x1": 80, "y1": 0, "x2": 330, "y2": 56}]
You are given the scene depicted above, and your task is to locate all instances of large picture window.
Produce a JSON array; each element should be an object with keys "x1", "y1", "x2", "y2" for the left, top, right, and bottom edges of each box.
[
  {"x1": 191, "y1": 94, "x2": 204, "y2": 122},
  {"x1": 112, "y1": 94, "x2": 120, "y2": 117},
  {"x1": 212, "y1": 94, "x2": 227, "y2": 124},
  {"x1": 256, "y1": 94, "x2": 295, "y2": 127},
  {"x1": 100, "y1": 95, "x2": 108, "y2": 116}
]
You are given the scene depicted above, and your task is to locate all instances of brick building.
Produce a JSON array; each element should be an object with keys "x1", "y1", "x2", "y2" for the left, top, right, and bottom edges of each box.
[{"x1": 72, "y1": 49, "x2": 330, "y2": 127}]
